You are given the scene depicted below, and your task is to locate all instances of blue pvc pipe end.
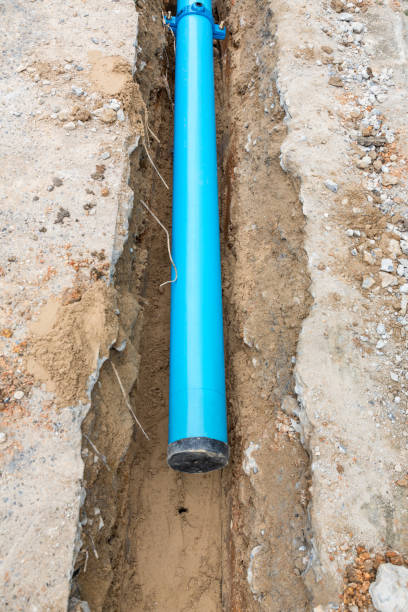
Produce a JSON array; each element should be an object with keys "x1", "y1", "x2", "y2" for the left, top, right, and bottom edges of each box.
[{"x1": 167, "y1": 437, "x2": 229, "y2": 473}]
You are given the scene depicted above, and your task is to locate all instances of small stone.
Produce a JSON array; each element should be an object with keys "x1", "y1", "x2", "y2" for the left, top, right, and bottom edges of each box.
[
  {"x1": 346, "y1": 229, "x2": 354, "y2": 237},
  {"x1": 58, "y1": 110, "x2": 70, "y2": 122},
  {"x1": 54, "y1": 207, "x2": 70, "y2": 224},
  {"x1": 357, "y1": 156, "x2": 372, "y2": 169},
  {"x1": 47, "y1": 185, "x2": 54, "y2": 192},
  {"x1": 13, "y1": 390, "x2": 24, "y2": 400},
  {"x1": 83, "y1": 202, "x2": 96, "y2": 211},
  {"x1": 71, "y1": 85, "x2": 83, "y2": 96},
  {"x1": 400, "y1": 284, "x2": 408, "y2": 294},
  {"x1": 373, "y1": 159, "x2": 383, "y2": 172},
  {"x1": 362, "y1": 276, "x2": 375, "y2": 289},
  {"x1": 99, "y1": 108, "x2": 117, "y2": 124},
  {"x1": 363, "y1": 250, "x2": 376, "y2": 265},
  {"x1": 101, "y1": 151, "x2": 111, "y2": 160},
  {"x1": 101, "y1": 187, "x2": 109, "y2": 197},
  {"x1": 377, "y1": 323, "x2": 386, "y2": 335},
  {"x1": 116, "y1": 109, "x2": 125, "y2": 122},
  {"x1": 338, "y1": 12, "x2": 353, "y2": 21},
  {"x1": 321, "y1": 45, "x2": 333, "y2": 54},
  {"x1": 382, "y1": 174, "x2": 399, "y2": 187},
  {"x1": 396, "y1": 475, "x2": 408, "y2": 487},
  {"x1": 385, "y1": 130, "x2": 395, "y2": 144},
  {"x1": 351, "y1": 22, "x2": 364, "y2": 33},
  {"x1": 281, "y1": 395, "x2": 298, "y2": 417},
  {"x1": 390, "y1": 372, "x2": 399, "y2": 382},
  {"x1": 73, "y1": 107, "x2": 91, "y2": 122},
  {"x1": 0, "y1": 432, "x2": 7, "y2": 444},
  {"x1": 400, "y1": 241, "x2": 408, "y2": 256},
  {"x1": 64, "y1": 121, "x2": 76, "y2": 131},
  {"x1": 386, "y1": 239, "x2": 401, "y2": 258},
  {"x1": 361, "y1": 126, "x2": 373, "y2": 137},
  {"x1": 381, "y1": 259, "x2": 394, "y2": 273},
  {"x1": 52, "y1": 176, "x2": 63, "y2": 187},
  {"x1": 331, "y1": 0, "x2": 345, "y2": 12},
  {"x1": 324, "y1": 179, "x2": 338, "y2": 193},
  {"x1": 376, "y1": 339, "x2": 387, "y2": 349},
  {"x1": 109, "y1": 98, "x2": 121, "y2": 111},
  {"x1": 379, "y1": 272, "x2": 397, "y2": 288},
  {"x1": 329, "y1": 75, "x2": 343, "y2": 88},
  {"x1": 370, "y1": 563, "x2": 408, "y2": 611}
]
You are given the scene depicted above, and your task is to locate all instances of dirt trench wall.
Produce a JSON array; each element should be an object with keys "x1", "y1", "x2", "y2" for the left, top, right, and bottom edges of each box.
[
  {"x1": 216, "y1": 1, "x2": 313, "y2": 610},
  {"x1": 71, "y1": 2, "x2": 170, "y2": 608}
]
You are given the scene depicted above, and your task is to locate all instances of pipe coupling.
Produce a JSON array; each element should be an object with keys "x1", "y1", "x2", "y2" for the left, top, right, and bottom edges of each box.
[{"x1": 164, "y1": 3, "x2": 226, "y2": 40}]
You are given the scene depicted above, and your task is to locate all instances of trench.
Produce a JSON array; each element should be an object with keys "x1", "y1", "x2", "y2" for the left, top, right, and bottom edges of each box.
[{"x1": 71, "y1": 1, "x2": 312, "y2": 610}]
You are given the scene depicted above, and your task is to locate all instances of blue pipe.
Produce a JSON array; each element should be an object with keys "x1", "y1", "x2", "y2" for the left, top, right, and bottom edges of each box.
[{"x1": 165, "y1": 1, "x2": 228, "y2": 473}]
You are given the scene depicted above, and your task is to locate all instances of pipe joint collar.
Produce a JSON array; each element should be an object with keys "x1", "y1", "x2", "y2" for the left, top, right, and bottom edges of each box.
[{"x1": 164, "y1": 3, "x2": 226, "y2": 40}]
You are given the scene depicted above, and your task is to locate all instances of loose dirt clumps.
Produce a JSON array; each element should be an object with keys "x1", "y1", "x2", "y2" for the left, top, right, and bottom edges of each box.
[
  {"x1": 88, "y1": 51, "x2": 132, "y2": 95},
  {"x1": 26, "y1": 281, "x2": 118, "y2": 407}
]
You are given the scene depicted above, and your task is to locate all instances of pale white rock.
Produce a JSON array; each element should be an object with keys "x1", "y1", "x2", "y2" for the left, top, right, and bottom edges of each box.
[
  {"x1": 324, "y1": 179, "x2": 338, "y2": 192},
  {"x1": 382, "y1": 174, "x2": 399, "y2": 187},
  {"x1": 400, "y1": 240, "x2": 408, "y2": 256},
  {"x1": 385, "y1": 239, "x2": 400, "y2": 258},
  {"x1": 363, "y1": 250, "x2": 376, "y2": 265},
  {"x1": 376, "y1": 323, "x2": 386, "y2": 335},
  {"x1": 362, "y1": 276, "x2": 375, "y2": 289},
  {"x1": 397, "y1": 264, "x2": 407, "y2": 278},
  {"x1": 400, "y1": 284, "x2": 408, "y2": 294},
  {"x1": 380, "y1": 259, "x2": 394, "y2": 273},
  {"x1": 63, "y1": 121, "x2": 76, "y2": 131},
  {"x1": 109, "y1": 98, "x2": 121, "y2": 111},
  {"x1": 357, "y1": 156, "x2": 372, "y2": 169},
  {"x1": 71, "y1": 85, "x2": 83, "y2": 96},
  {"x1": 351, "y1": 22, "x2": 364, "y2": 33},
  {"x1": 379, "y1": 272, "x2": 397, "y2": 288},
  {"x1": 338, "y1": 12, "x2": 353, "y2": 21},
  {"x1": 13, "y1": 390, "x2": 24, "y2": 400},
  {"x1": 369, "y1": 564, "x2": 408, "y2": 612}
]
